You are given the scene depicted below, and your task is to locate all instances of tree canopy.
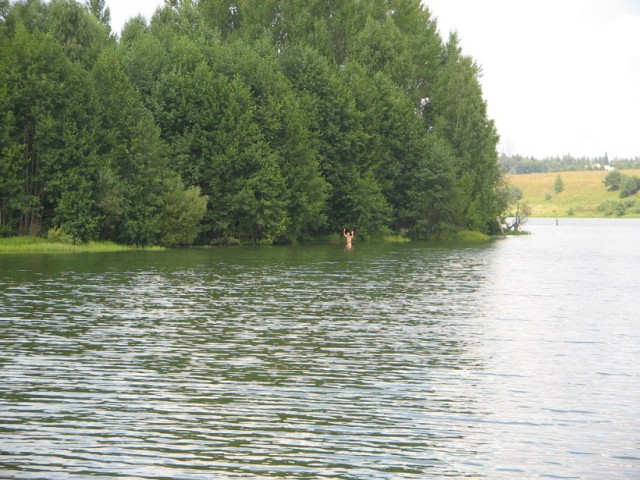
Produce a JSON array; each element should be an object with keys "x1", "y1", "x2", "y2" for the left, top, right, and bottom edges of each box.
[{"x1": 0, "y1": 0, "x2": 505, "y2": 245}]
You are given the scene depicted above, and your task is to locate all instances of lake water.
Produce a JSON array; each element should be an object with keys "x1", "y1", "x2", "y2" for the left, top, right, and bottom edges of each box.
[{"x1": 1, "y1": 218, "x2": 639, "y2": 479}]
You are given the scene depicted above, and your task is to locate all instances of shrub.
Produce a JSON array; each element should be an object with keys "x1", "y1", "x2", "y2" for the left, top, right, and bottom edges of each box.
[
  {"x1": 510, "y1": 186, "x2": 523, "y2": 202},
  {"x1": 554, "y1": 174, "x2": 564, "y2": 193},
  {"x1": 46, "y1": 226, "x2": 79, "y2": 244},
  {"x1": 597, "y1": 201, "x2": 611, "y2": 215},
  {"x1": 604, "y1": 170, "x2": 623, "y2": 191},
  {"x1": 0, "y1": 224, "x2": 14, "y2": 238},
  {"x1": 628, "y1": 201, "x2": 640, "y2": 214},
  {"x1": 598, "y1": 200, "x2": 630, "y2": 216},
  {"x1": 619, "y1": 175, "x2": 640, "y2": 198}
]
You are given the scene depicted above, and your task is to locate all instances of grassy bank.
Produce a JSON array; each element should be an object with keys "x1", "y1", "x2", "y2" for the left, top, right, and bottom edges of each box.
[
  {"x1": 0, "y1": 236, "x2": 162, "y2": 253},
  {"x1": 309, "y1": 230, "x2": 490, "y2": 245},
  {"x1": 507, "y1": 170, "x2": 640, "y2": 217},
  {"x1": 2, "y1": 230, "x2": 493, "y2": 254}
]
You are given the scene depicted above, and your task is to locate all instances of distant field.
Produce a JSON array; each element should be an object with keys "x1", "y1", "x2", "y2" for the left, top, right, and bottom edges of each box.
[{"x1": 506, "y1": 170, "x2": 640, "y2": 217}]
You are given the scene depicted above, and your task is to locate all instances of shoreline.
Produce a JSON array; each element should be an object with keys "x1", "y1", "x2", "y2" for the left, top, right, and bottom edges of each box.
[
  {"x1": 0, "y1": 230, "x2": 492, "y2": 254},
  {"x1": 0, "y1": 237, "x2": 163, "y2": 254}
]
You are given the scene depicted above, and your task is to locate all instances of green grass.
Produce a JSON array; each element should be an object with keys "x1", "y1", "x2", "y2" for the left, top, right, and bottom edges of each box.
[
  {"x1": 455, "y1": 230, "x2": 491, "y2": 242},
  {"x1": 0, "y1": 236, "x2": 163, "y2": 253},
  {"x1": 1, "y1": 229, "x2": 491, "y2": 253},
  {"x1": 507, "y1": 169, "x2": 640, "y2": 217},
  {"x1": 373, "y1": 234, "x2": 412, "y2": 243}
]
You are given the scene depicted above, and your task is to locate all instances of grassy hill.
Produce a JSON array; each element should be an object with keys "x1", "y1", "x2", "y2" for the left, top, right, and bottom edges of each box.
[{"x1": 506, "y1": 170, "x2": 640, "y2": 217}]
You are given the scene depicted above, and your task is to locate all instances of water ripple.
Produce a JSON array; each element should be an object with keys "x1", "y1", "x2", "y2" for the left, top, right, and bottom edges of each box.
[{"x1": 1, "y1": 228, "x2": 639, "y2": 478}]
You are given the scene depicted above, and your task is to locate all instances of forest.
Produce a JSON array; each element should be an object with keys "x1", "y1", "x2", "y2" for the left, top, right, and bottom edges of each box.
[
  {"x1": 0, "y1": 0, "x2": 506, "y2": 245},
  {"x1": 500, "y1": 153, "x2": 640, "y2": 175}
]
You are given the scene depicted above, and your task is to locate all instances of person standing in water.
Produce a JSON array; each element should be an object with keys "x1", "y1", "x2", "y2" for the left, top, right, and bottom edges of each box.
[{"x1": 343, "y1": 229, "x2": 354, "y2": 248}]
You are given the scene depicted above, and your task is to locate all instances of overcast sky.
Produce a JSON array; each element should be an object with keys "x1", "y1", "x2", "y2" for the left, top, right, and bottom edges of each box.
[
  {"x1": 425, "y1": 0, "x2": 640, "y2": 159},
  {"x1": 106, "y1": 0, "x2": 640, "y2": 159}
]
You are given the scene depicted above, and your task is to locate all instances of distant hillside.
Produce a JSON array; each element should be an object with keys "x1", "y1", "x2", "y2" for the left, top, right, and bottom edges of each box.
[{"x1": 507, "y1": 170, "x2": 640, "y2": 217}]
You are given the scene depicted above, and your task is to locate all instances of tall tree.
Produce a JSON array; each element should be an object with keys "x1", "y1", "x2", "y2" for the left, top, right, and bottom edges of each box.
[
  {"x1": 92, "y1": 47, "x2": 207, "y2": 245},
  {"x1": 47, "y1": 0, "x2": 112, "y2": 66},
  {"x1": 198, "y1": 0, "x2": 243, "y2": 39},
  {"x1": 151, "y1": 51, "x2": 288, "y2": 243},
  {"x1": 208, "y1": 38, "x2": 329, "y2": 241},
  {"x1": 0, "y1": 24, "x2": 73, "y2": 236},
  {"x1": 87, "y1": 0, "x2": 110, "y2": 30},
  {"x1": 405, "y1": 135, "x2": 461, "y2": 237},
  {"x1": 429, "y1": 33, "x2": 503, "y2": 233},
  {"x1": 280, "y1": 45, "x2": 382, "y2": 234},
  {"x1": 1, "y1": 0, "x2": 508, "y2": 243}
]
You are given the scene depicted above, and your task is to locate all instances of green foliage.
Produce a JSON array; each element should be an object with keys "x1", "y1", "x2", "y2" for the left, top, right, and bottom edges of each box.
[
  {"x1": 597, "y1": 199, "x2": 636, "y2": 216},
  {"x1": 46, "y1": 0, "x2": 112, "y2": 66},
  {"x1": 428, "y1": 33, "x2": 503, "y2": 233},
  {"x1": 405, "y1": 135, "x2": 461, "y2": 237},
  {"x1": 603, "y1": 170, "x2": 623, "y2": 190},
  {"x1": 603, "y1": 170, "x2": 640, "y2": 199},
  {"x1": 87, "y1": 0, "x2": 111, "y2": 29},
  {"x1": 554, "y1": 174, "x2": 564, "y2": 194},
  {"x1": 1, "y1": 0, "x2": 507, "y2": 245},
  {"x1": 156, "y1": 179, "x2": 208, "y2": 246},
  {"x1": 455, "y1": 230, "x2": 491, "y2": 242},
  {"x1": 619, "y1": 175, "x2": 640, "y2": 198},
  {"x1": 0, "y1": 235, "x2": 161, "y2": 253},
  {"x1": 207, "y1": 39, "x2": 329, "y2": 241},
  {"x1": 510, "y1": 187, "x2": 523, "y2": 202},
  {"x1": 46, "y1": 225, "x2": 77, "y2": 244}
]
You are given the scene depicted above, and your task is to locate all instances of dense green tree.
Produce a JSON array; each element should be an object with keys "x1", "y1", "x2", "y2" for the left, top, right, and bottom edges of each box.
[
  {"x1": 156, "y1": 177, "x2": 208, "y2": 245},
  {"x1": 279, "y1": 47, "x2": 343, "y2": 219},
  {"x1": 384, "y1": 0, "x2": 442, "y2": 104},
  {"x1": 1, "y1": 0, "x2": 508, "y2": 244},
  {"x1": 40, "y1": 60, "x2": 103, "y2": 241},
  {"x1": 198, "y1": 0, "x2": 243, "y2": 40},
  {"x1": 47, "y1": 0, "x2": 112, "y2": 66},
  {"x1": 87, "y1": 0, "x2": 110, "y2": 30},
  {"x1": 208, "y1": 38, "x2": 329, "y2": 241},
  {"x1": 429, "y1": 33, "x2": 503, "y2": 233},
  {"x1": 343, "y1": 62, "x2": 444, "y2": 233},
  {"x1": 0, "y1": 121, "x2": 22, "y2": 235},
  {"x1": 0, "y1": 23, "x2": 88, "y2": 236},
  {"x1": 92, "y1": 47, "x2": 207, "y2": 245},
  {"x1": 0, "y1": 0, "x2": 10, "y2": 30},
  {"x1": 351, "y1": 15, "x2": 412, "y2": 88},
  {"x1": 1, "y1": 0, "x2": 48, "y2": 34},
  {"x1": 118, "y1": 26, "x2": 166, "y2": 100},
  {"x1": 0, "y1": 25, "x2": 104, "y2": 241},
  {"x1": 279, "y1": 45, "x2": 386, "y2": 235},
  {"x1": 150, "y1": 53, "x2": 289, "y2": 243},
  {"x1": 405, "y1": 135, "x2": 461, "y2": 237}
]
